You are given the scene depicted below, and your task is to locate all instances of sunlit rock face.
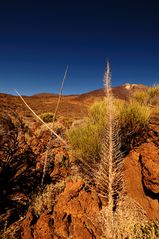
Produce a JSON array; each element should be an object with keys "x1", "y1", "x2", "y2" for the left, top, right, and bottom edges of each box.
[{"x1": 123, "y1": 83, "x2": 138, "y2": 90}]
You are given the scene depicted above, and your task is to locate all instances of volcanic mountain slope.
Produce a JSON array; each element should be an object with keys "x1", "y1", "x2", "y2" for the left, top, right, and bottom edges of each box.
[
  {"x1": 0, "y1": 83, "x2": 159, "y2": 238},
  {"x1": 0, "y1": 83, "x2": 148, "y2": 119}
]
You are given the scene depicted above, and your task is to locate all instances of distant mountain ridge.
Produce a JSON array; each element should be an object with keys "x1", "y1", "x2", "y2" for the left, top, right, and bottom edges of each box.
[
  {"x1": 77, "y1": 83, "x2": 148, "y2": 100},
  {"x1": 0, "y1": 83, "x2": 148, "y2": 98},
  {"x1": 0, "y1": 83, "x2": 149, "y2": 118}
]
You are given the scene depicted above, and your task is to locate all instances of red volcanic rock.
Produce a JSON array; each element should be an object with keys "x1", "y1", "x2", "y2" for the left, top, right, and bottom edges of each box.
[
  {"x1": 53, "y1": 179, "x2": 101, "y2": 239},
  {"x1": 34, "y1": 213, "x2": 54, "y2": 239},
  {"x1": 124, "y1": 148, "x2": 159, "y2": 219},
  {"x1": 21, "y1": 210, "x2": 34, "y2": 239},
  {"x1": 139, "y1": 142, "x2": 159, "y2": 194},
  {"x1": 50, "y1": 151, "x2": 70, "y2": 180},
  {"x1": 20, "y1": 179, "x2": 101, "y2": 239}
]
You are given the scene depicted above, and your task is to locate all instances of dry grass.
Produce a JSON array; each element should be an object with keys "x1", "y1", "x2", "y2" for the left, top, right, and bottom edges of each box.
[
  {"x1": 99, "y1": 196, "x2": 159, "y2": 239},
  {"x1": 32, "y1": 181, "x2": 66, "y2": 216}
]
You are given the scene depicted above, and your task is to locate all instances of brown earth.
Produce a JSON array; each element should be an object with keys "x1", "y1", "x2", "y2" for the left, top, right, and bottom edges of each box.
[
  {"x1": 0, "y1": 84, "x2": 159, "y2": 238},
  {"x1": 0, "y1": 83, "x2": 148, "y2": 120},
  {"x1": 18, "y1": 113, "x2": 159, "y2": 239}
]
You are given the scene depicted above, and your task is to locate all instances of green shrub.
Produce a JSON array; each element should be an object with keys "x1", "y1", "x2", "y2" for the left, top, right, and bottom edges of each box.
[
  {"x1": 88, "y1": 100, "x2": 108, "y2": 127},
  {"x1": 67, "y1": 122, "x2": 102, "y2": 161},
  {"x1": 133, "y1": 91, "x2": 150, "y2": 105},
  {"x1": 67, "y1": 101, "x2": 107, "y2": 161},
  {"x1": 40, "y1": 112, "x2": 56, "y2": 123},
  {"x1": 133, "y1": 85, "x2": 159, "y2": 106},
  {"x1": 147, "y1": 85, "x2": 159, "y2": 98},
  {"x1": 119, "y1": 101, "x2": 151, "y2": 131},
  {"x1": 67, "y1": 99, "x2": 151, "y2": 161}
]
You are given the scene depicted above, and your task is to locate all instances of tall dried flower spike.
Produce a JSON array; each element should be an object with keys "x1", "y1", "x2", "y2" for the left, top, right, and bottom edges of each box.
[{"x1": 96, "y1": 61, "x2": 123, "y2": 238}]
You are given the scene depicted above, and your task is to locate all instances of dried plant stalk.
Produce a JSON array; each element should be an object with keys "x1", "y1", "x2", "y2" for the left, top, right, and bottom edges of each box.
[
  {"x1": 95, "y1": 62, "x2": 124, "y2": 238},
  {"x1": 52, "y1": 65, "x2": 68, "y2": 127},
  {"x1": 14, "y1": 89, "x2": 67, "y2": 145}
]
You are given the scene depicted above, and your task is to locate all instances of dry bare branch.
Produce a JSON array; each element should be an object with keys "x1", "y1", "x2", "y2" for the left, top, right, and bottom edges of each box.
[{"x1": 14, "y1": 89, "x2": 67, "y2": 145}]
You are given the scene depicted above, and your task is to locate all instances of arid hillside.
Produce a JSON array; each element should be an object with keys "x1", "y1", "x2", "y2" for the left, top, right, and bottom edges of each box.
[
  {"x1": 0, "y1": 83, "x2": 148, "y2": 120},
  {"x1": 0, "y1": 83, "x2": 159, "y2": 239}
]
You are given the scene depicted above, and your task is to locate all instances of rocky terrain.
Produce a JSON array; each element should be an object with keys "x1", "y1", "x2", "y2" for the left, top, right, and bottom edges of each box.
[{"x1": 0, "y1": 84, "x2": 159, "y2": 238}]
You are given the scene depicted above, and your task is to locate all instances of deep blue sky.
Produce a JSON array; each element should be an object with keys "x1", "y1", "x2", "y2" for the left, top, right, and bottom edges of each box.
[{"x1": 0, "y1": 0, "x2": 159, "y2": 95}]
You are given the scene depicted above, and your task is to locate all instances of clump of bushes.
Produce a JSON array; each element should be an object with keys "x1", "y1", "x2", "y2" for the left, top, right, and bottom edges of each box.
[
  {"x1": 119, "y1": 100, "x2": 151, "y2": 131},
  {"x1": 133, "y1": 85, "x2": 159, "y2": 106},
  {"x1": 67, "y1": 101, "x2": 107, "y2": 161},
  {"x1": 67, "y1": 99, "x2": 151, "y2": 161},
  {"x1": 40, "y1": 112, "x2": 56, "y2": 123}
]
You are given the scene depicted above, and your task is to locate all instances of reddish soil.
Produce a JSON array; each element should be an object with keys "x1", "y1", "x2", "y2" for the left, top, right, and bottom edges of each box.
[
  {"x1": 0, "y1": 84, "x2": 159, "y2": 238},
  {"x1": 0, "y1": 84, "x2": 148, "y2": 120}
]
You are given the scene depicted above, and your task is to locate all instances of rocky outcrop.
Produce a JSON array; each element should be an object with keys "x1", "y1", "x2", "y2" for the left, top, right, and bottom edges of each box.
[
  {"x1": 0, "y1": 115, "x2": 41, "y2": 231},
  {"x1": 124, "y1": 115, "x2": 159, "y2": 219},
  {"x1": 124, "y1": 149, "x2": 159, "y2": 219},
  {"x1": 0, "y1": 115, "x2": 68, "y2": 234},
  {"x1": 53, "y1": 179, "x2": 101, "y2": 239},
  {"x1": 139, "y1": 142, "x2": 159, "y2": 194},
  {"x1": 1, "y1": 113, "x2": 159, "y2": 238},
  {"x1": 20, "y1": 179, "x2": 101, "y2": 239}
]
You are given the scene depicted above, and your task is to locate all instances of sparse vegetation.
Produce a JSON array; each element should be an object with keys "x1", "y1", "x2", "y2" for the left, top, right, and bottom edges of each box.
[
  {"x1": 119, "y1": 100, "x2": 151, "y2": 132},
  {"x1": 133, "y1": 85, "x2": 159, "y2": 106},
  {"x1": 35, "y1": 121, "x2": 65, "y2": 137},
  {"x1": 67, "y1": 98, "x2": 151, "y2": 162},
  {"x1": 0, "y1": 67, "x2": 159, "y2": 238},
  {"x1": 67, "y1": 64, "x2": 156, "y2": 239},
  {"x1": 32, "y1": 181, "x2": 66, "y2": 216},
  {"x1": 67, "y1": 100, "x2": 107, "y2": 162},
  {"x1": 40, "y1": 112, "x2": 56, "y2": 123},
  {"x1": 99, "y1": 197, "x2": 159, "y2": 239}
]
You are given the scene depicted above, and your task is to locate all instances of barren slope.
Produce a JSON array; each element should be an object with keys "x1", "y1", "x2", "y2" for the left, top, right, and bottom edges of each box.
[{"x1": 0, "y1": 84, "x2": 148, "y2": 120}]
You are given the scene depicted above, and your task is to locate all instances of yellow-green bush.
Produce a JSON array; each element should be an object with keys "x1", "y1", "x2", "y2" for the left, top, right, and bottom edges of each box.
[
  {"x1": 88, "y1": 100, "x2": 108, "y2": 127},
  {"x1": 67, "y1": 99, "x2": 151, "y2": 161},
  {"x1": 133, "y1": 85, "x2": 159, "y2": 105},
  {"x1": 119, "y1": 101, "x2": 151, "y2": 131},
  {"x1": 67, "y1": 101, "x2": 107, "y2": 161},
  {"x1": 147, "y1": 85, "x2": 159, "y2": 98},
  {"x1": 67, "y1": 122, "x2": 102, "y2": 161},
  {"x1": 40, "y1": 112, "x2": 56, "y2": 123}
]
